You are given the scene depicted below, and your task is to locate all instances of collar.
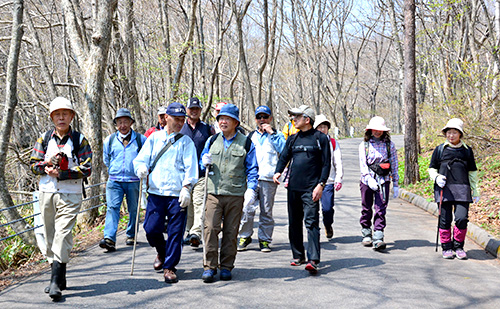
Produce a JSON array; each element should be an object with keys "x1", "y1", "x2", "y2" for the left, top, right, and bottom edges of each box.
[{"x1": 444, "y1": 140, "x2": 467, "y2": 149}]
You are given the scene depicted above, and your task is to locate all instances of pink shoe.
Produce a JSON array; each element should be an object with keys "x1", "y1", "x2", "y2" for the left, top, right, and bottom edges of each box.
[
  {"x1": 455, "y1": 249, "x2": 468, "y2": 260},
  {"x1": 442, "y1": 249, "x2": 455, "y2": 259}
]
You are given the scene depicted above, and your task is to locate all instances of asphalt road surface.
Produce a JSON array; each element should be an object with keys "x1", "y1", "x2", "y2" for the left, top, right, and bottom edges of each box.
[{"x1": 1, "y1": 135, "x2": 499, "y2": 308}]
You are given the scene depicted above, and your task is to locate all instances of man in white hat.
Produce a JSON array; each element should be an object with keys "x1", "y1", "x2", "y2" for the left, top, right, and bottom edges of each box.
[
  {"x1": 99, "y1": 108, "x2": 147, "y2": 252},
  {"x1": 30, "y1": 97, "x2": 92, "y2": 301},
  {"x1": 145, "y1": 106, "x2": 168, "y2": 137}
]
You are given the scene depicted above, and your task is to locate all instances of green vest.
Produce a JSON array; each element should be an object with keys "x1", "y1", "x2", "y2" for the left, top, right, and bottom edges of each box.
[{"x1": 207, "y1": 133, "x2": 248, "y2": 196}]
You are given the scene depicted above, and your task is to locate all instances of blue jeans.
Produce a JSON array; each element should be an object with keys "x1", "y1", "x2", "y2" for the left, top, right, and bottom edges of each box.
[
  {"x1": 104, "y1": 180, "x2": 140, "y2": 242},
  {"x1": 320, "y1": 184, "x2": 335, "y2": 229}
]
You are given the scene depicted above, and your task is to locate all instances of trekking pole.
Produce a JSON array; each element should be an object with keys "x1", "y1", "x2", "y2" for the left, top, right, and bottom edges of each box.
[
  {"x1": 435, "y1": 189, "x2": 443, "y2": 252},
  {"x1": 131, "y1": 180, "x2": 144, "y2": 275},
  {"x1": 200, "y1": 165, "x2": 210, "y2": 266}
]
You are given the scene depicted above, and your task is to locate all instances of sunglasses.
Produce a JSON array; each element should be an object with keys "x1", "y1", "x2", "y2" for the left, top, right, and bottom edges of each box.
[{"x1": 256, "y1": 114, "x2": 270, "y2": 120}]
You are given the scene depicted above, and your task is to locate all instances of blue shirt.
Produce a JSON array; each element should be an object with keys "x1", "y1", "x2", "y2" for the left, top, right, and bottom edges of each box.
[
  {"x1": 199, "y1": 132, "x2": 259, "y2": 191},
  {"x1": 103, "y1": 130, "x2": 146, "y2": 182}
]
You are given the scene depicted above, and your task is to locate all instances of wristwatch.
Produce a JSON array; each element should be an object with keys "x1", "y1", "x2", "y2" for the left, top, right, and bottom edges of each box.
[{"x1": 319, "y1": 182, "x2": 326, "y2": 188}]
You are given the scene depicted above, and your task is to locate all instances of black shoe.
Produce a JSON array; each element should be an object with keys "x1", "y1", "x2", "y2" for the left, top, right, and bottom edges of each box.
[
  {"x1": 290, "y1": 258, "x2": 306, "y2": 266},
  {"x1": 325, "y1": 225, "x2": 334, "y2": 239},
  {"x1": 126, "y1": 237, "x2": 135, "y2": 246},
  {"x1": 237, "y1": 237, "x2": 252, "y2": 251},
  {"x1": 49, "y1": 261, "x2": 64, "y2": 301},
  {"x1": 99, "y1": 238, "x2": 116, "y2": 252},
  {"x1": 190, "y1": 234, "x2": 201, "y2": 247}
]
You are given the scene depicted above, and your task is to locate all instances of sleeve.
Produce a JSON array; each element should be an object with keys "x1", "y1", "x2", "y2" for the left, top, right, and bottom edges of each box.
[
  {"x1": 182, "y1": 138, "x2": 199, "y2": 188},
  {"x1": 30, "y1": 134, "x2": 48, "y2": 175},
  {"x1": 333, "y1": 142, "x2": 343, "y2": 184},
  {"x1": 245, "y1": 142, "x2": 259, "y2": 190},
  {"x1": 359, "y1": 142, "x2": 372, "y2": 184},
  {"x1": 428, "y1": 145, "x2": 441, "y2": 182},
  {"x1": 275, "y1": 137, "x2": 292, "y2": 174},
  {"x1": 319, "y1": 134, "x2": 331, "y2": 183},
  {"x1": 133, "y1": 135, "x2": 155, "y2": 174},
  {"x1": 103, "y1": 136, "x2": 110, "y2": 167},
  {"x1": 269, "y1": 131, "x2": 286, "y2": 154},
  {"x1": 389, "y1": 141, "x2": 399, "y2": 186},
  {"x1": 199, "y1": 137, "x2": 212, "y2": 174},
  {"x1": 282, "y1": 123, "x2": 290, "y2": 140},
  {"x1": 467, "y1": 146, "x2": 479, "y2": 197},
  {"x1": 58, "y1": 135, "x2": 92, "y2": 180}
]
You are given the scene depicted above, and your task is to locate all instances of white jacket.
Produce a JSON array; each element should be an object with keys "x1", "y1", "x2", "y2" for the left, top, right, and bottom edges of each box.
[
  {"x1": 326, "y1": 136, "x2": 343, "y2": 185},
  {"x1": 249, "y1": 130, "x2": 286, "y2": 181}
]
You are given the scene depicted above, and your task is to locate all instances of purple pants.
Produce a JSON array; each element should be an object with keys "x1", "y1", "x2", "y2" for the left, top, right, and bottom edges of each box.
[{"x1": 359, "y1": 181, "x2": 390, "y2": 231}]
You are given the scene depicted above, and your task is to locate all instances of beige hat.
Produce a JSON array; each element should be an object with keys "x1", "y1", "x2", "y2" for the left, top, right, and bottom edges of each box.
[
  {"x1": 288, "y1": 105, "x2": 316, "y2": 123},
  {"x1": 442, "y1": 118, "x2": 464, "y2": 135},
  {"x1": 314, "y1": 114, "x2": 331, "y2": 129},
  {"x1": 49, "y1": 97, "x2": 74, "y2": 116},
  {"x1": 365, "y1": 116, "x2": 390, "y2": 132}
]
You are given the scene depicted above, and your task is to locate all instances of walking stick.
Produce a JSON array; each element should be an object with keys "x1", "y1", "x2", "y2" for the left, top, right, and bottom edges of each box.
[
  {"x1": 435, "y1": 189, "x2": 443, "y2": 252},
  {"x1": 201, "y1": 165, "x2": 210, "y2": 266},
  {"x1": 131, "y1": 179, "x2": 144, "y2": 275}
]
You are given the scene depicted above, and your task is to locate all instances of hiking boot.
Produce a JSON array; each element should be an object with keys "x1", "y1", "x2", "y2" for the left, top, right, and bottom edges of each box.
[
  {"x1": 361, "y1": 228, "x2": 372, "y2": 247},
  {"x1": 442, "y1": 249, "x2": 455, "y2": 259},
  {"x1": 455, "y1": 248, "x2": 468, "y2": 260},
  {"x1": 99, "y1": 238, "x2": 116, "y2": 252},
  {"x1": 325, "y1": 225, "x2": 334, "y2": 239},
  {"x1": 305, "y1": 261, "x2": 319, "y2": 274},
  {"x1": 237, "y1": 237, "x2": 252, "y2": 251},
  {"x1": 372, "y1": 230, "x2": 386, "y2": 251},
  {"x1": 202, "y1": 269, "x2": 217, "y2": 283},
  {"x1": 290, "y1": 258, "x2": 306, "y2": 266},
  {"x1": 220, "y1": 269, "x2": 232, "y2": 281},
  {"x1": 259, "y1": 241, "x2": 271, "y2": 252},
  {"x1": 164, "y1": 269, "x2": 178, "y2": 283},
  {"x1": 190, "y1": 234, "x2": 201, "y2": 248},
  {"x1": 126, "y1": 237, "x2": 135, "y2": 246}
]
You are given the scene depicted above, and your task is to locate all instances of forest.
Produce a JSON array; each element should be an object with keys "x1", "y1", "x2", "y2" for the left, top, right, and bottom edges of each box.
[{"x1": 0, "y1": 0, "x2": 499, "y2": 274}]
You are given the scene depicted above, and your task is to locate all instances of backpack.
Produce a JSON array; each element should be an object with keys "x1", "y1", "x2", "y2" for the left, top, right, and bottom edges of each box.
[
  {"x1": 107, "y1": 131, "x2": 143, "y2": 163},
  {"x1": 208, "y1": 132, "x2": 252, "y2": 154},
  {"x1": 330, "y1": 137, "x2": 336, "y2": 151},
  {"x1": 364, "y1": 139, "x2": 392, "y2": 176}
]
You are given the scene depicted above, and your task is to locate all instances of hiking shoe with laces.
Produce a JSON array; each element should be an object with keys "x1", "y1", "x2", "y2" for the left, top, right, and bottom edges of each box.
[
  {"x1": 305, "y1": 261, "x2": 319, "y2": 273},
  {"x1": 99, "y1": 238, "x2": 116, "y2": 252},
  {"x1": 442, "y1": 249, "x2": 455, "y2": 259},
  {"x1": 126, "y1": 237, "x2": 135, "y2": 246},
  {"x1": 237, "y1": 237, "x2": 252, "y2": 251},
  {"x1": 290, "y1": 258, "x2": 306, "y2": 266},
  {"x1": 259, "y1": 241, "x2": 271, "y2": 252},
  {"x1": 202, "y1": 269, "x2": 217, "y2": 283},
  {"x1": 455, "y1": 249, "x2": 467, "y2": 260}
]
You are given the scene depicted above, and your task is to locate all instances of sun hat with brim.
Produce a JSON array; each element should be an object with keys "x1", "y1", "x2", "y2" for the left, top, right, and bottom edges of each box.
[
  {"x1": 166, "y1": 102, "x2": 187, "y2": 117},
  {"x1": 49, "y1": 97, "x2": 75, "y2": 116},
  {"x1": 442, "y1": 118, "x2": 464, "y2": 135},
  {"x1": 365, "y1": 116, "x2": 390, "y2": 132},
  {"x1": 215, "y1": 102, "x2": 227, "y2": 111},
  {"x1": 113, "y1": 108, "x2": 135, "y2": 124},
  {"x1": 216, "y1": 103, "x2": 240, "y2": 122},
  {"x1": 313, "y1": 114, "x2": 331, "y2": 129},
  {"x1": 255, "y1": 105, "x2": 272, "y2": 116},
  {"x1": 288, "y1": 105, "x2": 316, "y2": 123}
]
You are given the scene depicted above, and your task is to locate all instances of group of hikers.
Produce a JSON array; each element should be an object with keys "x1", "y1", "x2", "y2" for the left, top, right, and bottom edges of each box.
[{"x1": 29, "y1": 97, "x2": 480, "y2": 301}]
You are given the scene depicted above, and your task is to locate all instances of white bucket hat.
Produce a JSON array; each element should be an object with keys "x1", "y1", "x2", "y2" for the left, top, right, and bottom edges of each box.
[
  {"x1": 442, "y1": 118, "x2": 464, "y2": 135},
  {"x1": 314, "y1": 114, "x2": 331, "y2": 129},
  {"x1": 49, "y1": 97, "x2": 75, "y2": 116},
  {"x1": 365, "y1": 116, "x2": 390, "y2": 132}
]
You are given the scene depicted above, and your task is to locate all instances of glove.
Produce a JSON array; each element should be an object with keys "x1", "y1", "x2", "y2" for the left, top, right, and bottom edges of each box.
[
  {"x1": 244, "y1": 189, "x2": 257, "y2": 207},
  {"x1": 334, "y1": 182, "x2": 342, "y2": 191},
  {"x1": 436, "y1": 175, "x2": 446, "y2": 188},
  {"x1": 393, "y1": 186, "x2": 400, "y2": 198},
  {"x1": 178, "y1": 187, "x2": 191, "y2": 208},
  {"x1": 473, "y1": 196, "x2": 480, "y2": 203},
  {"x1": 202, "y1": 153, "x2": 213, "y2": 167},
  {"x1": 136, "y1": 165, "x2": 148, "y2": 179},
  {"x1": 50, "y1": 154, "x2": 62, "y2": 166},
  {"x1": 367, "y1": 177, "x2": 379, "y2": 191}
]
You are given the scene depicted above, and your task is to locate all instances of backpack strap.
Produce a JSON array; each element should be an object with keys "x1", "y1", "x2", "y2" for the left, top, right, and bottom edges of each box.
[
  {"x1": 135, "y1": 131, "x2": 143, "y2": 151},
  {"x1": 385, "y1": 140, "x2": 391, "y2": 160},
  {"x1": 208, "y1": 132, "x2": 252, "y2": 154},
  {"x1": 42, "y1": 129, "x2": 55, "y2": 152},
  {"x1": 107, "y1": 133, "x2": 116, "y2": 164},
  {"x1": 330, "y1": 137, "x2": 336, "y2": 151},
  {"x1": 208, "y1": 133, "x2": 220, "y2": 150}
]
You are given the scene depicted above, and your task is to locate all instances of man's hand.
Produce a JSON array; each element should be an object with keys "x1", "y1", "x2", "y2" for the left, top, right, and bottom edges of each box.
[
  {"x1": 44, "y1": 165, "x2": 59, "y2": 177},
  {"x1": 312, "y1": 184, "x2": 324, "y2": 202},
  {"x1": 273, "y1": 173, "x2": 281, "y2": 185},
  {"x1": 202, "y1": 153, "x2": 213, "y2": 167},
  {"x1": 436, "y1": 175, "x2": 446, "y2": 188},
  {"x1": 244, "y1": 189, "x2": 258, "y2": 207},
  {"x1": 136, "y1": 165, "x2": 148, "y2": 179},
  {"x1": 178, "y1": 187, "x2": 191, "y2": 208},
  {"x1": 261, "y1": 123, "x2": 274, "y2": 134},
  {"x1": 367, "y1": 177, "x2": 379, "y2": 191}
]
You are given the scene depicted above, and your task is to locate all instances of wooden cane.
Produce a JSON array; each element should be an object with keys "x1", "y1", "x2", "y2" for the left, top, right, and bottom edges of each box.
[{"x1": 131, "y1": 180, "x2": 144, "y2": 275}]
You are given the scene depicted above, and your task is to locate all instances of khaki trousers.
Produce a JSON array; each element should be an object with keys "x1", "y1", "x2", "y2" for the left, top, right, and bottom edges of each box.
[
  {"x1": 203, "y1": 194, "x2": 244, "y2": 271},
  {"x1": 185, "y1": 177, "x2": 206, "y2": 238},
  {"x1": 39, "y1": 192, "x2": 82, "y2": 263}
]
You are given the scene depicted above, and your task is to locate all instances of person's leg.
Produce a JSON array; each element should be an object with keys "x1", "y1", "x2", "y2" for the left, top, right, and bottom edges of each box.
[
  {"x1": 373, "y1": 182, "x2": 390, "y2": 231},
  {"x1": 143, "y1": 194, "x2": 167, "y2": 258},
  {"x1": 288, "y1": 190, "x2": 305, "y2": 261},
  {"x1": 321, "y1": 184, "x2": 335, "y2": 234},
  {"x1": 359, "y1": 182, "x2": 374, "y2": 229},
  {"x1": 124, "y1": 181, "x2": 140, "y2": 240},
  {"x1": 203, "y1": 194, "x2": 223, "y2": 270},
  {"x1": 302, "y1": 191, "x2": 320, "y2": 262},
  {"x1": 453, "y1": 202, "x2": 470, "y2": 250},
  {"x1": 257, "y1": 181, "x2": 278, "y2": 243},
  {"x1": 103, "y1": 180, "x2": 125, "y2": 243},
  {"x1": 439, "y1": 202, "x2": 454, "y2": 251},
  {"x1": 189, "y1": 177, "x2": 206, "y2": 240},
  {"x1": 163, "y1": 197, "x2": 187, "y2": 270},
  {"x1": 40, "y1": 192, "x2": 56, "y2": 263},
  {"x1": 52, "y1": 193, "x2": 82, "y2": 263},
  {"x1": 238, "y1": 183, "x2": 258, "y2": 239},
  {"x1": 220, "y1": 195, "x2": 244, "y2": 271}
]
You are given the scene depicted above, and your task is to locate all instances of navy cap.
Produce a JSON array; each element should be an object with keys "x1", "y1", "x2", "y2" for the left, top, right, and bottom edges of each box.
[
  {"x1": 166, "y1": 102, "x2": 187, "y2": 117},
  {"x1": 216, "y1": 103, "x2": 240, "y2": 122},
  {"x1": 255, "y1": 105, "x2": 272, "y2": 116},
  {"x1": 113, "y1": 108, "x2": 135, "y2": 124},
  {"x1": 187, "y1": 97, "x2": 202, "y2": 109}
]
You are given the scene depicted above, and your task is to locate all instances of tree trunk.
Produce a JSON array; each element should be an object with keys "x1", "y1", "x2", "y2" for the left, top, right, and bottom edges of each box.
[
  {"x1": 0, "y1": 0, "x2": 36, "y2": 245},
  {"x1": 256, "y1": 0, "x2": 269, "y2": 108},
  {"x1": 404, "y1": 0, "x2": 419, "y2": 185},
  {"x1": 159, "y1": 0, "x2": 173, "y2": 98}
]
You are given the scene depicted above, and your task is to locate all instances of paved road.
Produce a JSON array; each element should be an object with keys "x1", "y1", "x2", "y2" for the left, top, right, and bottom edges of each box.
[{"x1": 1, "y1": 136, "x2": 500, "y2": 308}]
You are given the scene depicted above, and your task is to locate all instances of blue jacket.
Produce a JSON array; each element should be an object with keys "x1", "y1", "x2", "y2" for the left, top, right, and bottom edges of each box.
[{"x1": 103, "y1": 130, "x2": 147, "y2": 182}]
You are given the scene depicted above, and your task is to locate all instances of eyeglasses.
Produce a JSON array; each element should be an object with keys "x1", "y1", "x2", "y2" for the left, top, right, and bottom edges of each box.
[{"x1": 256, "y1": 114, "x2": 270, "y2": 120}]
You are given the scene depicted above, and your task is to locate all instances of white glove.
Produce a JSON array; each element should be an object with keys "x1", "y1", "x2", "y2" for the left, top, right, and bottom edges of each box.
[
  {"x1": 393, "y1": 186, "x2": 400, "y2": 198},
  {"x1": 178, "y1": 187, "x2": 191, "y2": 208},
  {"x1": 367, "y1": 177, "x2": 379, "y2": 191},
  {"x1": 202, "y1": 153, "x2": 213, "y2": 167},
  {"x1": 244, "y1": 189, "x2": 257, "y2": 207},
  {"x1": 473, "y1": 196, "x2": 480, "y2": 203},
  {"x1": 436, "y1": 175, "x2": 446, "y2": 188},
  {"x1": 137, "y1": 165, "x2": 148, "y2": 179}
]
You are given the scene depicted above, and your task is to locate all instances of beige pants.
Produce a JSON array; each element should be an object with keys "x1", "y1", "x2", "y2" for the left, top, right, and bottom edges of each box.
[
  {"x1": 185, "y1": 177, "x2": 206, "y2": 238},
  {"x1": 203, "y1": 194, "x2": 244, "y2": 271},
  {"x1": 39, "y1": 192, "x2": 82, "y2": 263}
]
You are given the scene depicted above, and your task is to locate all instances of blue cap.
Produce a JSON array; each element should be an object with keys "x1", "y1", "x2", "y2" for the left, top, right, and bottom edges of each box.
[
  {"x1": 216, "y1": 103, "x2": 240, "y2": 122},
  {"x1": 255, "y1": 105, "x2": 271, "y2": 116},
  {"x1": 166, "y1": 102, "x2": 187, "y2": 117},
  {"x1": 187, "y1": 97, "x2": 202, "y2": 109},
  {"x1": 114, "y1": 108, "x2": 135, "y2": 124}
]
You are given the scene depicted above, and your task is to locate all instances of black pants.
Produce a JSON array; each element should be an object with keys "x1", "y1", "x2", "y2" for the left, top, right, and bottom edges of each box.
[
  {"x1": 438, "y1": 201, "x2": 469, "y2": 230},
  {"x1": 287, "y1": 190, "x2": 320, "y2": 262}
]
